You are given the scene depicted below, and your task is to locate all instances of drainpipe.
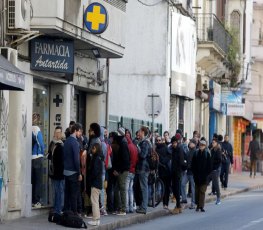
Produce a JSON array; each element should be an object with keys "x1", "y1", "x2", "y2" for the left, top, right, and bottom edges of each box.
[{"x1": 105, "y1": 58, "x2": 110, "y2": 129}]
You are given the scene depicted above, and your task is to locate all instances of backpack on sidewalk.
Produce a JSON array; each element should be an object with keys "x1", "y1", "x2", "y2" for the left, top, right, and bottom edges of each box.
[
  {"x1": 48, "y1": 211, "x2": 62, "y2": 223},
  {"x1": 59, "y1": 211, "x2": 87, "y2": 229}
]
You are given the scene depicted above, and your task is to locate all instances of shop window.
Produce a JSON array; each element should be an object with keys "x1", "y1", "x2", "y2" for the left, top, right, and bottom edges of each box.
[{"x1": 32, "y1": 84, "x2": 50, "y2": 206}]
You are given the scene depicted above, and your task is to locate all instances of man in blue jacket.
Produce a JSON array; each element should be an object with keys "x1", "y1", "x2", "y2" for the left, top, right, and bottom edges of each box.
[{"x1": 63, "y1": 123, "x2": 82, "y2": 214}]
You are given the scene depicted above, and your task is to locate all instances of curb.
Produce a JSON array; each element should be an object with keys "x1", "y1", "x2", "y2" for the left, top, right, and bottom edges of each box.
[{"x1": 93, "y1": 183, "x2": 263, "y2": 230}]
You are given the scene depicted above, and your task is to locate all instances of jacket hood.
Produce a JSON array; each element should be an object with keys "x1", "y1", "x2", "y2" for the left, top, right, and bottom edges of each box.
[{"x1": 100, "y1": 126, "x2": 105, "y2": 142}]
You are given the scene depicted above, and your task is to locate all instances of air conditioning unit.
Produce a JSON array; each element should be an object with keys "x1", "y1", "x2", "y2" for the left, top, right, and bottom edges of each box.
[
  {"x1": 8, "y1": 0, "x2": 30, "y2": 30},
  {"x1": 0, "y1": 47, "x2": 18, "y2": 66}
]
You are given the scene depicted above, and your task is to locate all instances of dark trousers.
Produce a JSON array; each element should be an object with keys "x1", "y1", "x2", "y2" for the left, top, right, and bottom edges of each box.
[
  {"x1": 160, "y1": 175, "x2": 171, "y2": 206},
  {"x1": 207, "y1": 169, "x2": 220, "y2": 199},
  {"x1": 250, "y1": 159, "x2": 257, "y2": 177},
  {"x1": 32, "y1": 157, "x2": 43, "y2": 204},
  {"x1": 220, "y1": 162, "x2": 230, "y2": 188},
  {"x1": 195, "y1": 184, "x2": 207, "y2": 208},
  {"x1": 172, "y1": 176, "x2": 181, "y2": 208},
  {"x1": 106, "y1": 172, "x2": 118, "y2": 212},
  {"x1": 64, "y1": 173, "x2": 79, "y2": 214}
]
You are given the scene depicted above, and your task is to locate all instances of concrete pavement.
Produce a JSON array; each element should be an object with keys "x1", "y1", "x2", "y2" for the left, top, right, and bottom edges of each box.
[{"x1": 0, "y1": 172, "x2": 262, "y2": 230}]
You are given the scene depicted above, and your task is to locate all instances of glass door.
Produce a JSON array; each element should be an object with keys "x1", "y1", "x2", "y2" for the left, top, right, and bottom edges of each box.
[{"x1": 33, "y1": 83, "x2": 50, "y2": 206}]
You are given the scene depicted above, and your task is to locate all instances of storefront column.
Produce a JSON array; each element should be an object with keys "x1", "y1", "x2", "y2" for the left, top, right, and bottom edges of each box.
[
  {"x1": 0, "y1": 91, "x2": 9, "y2": 221},
  {"x1": 50, "y1": 84, "x2": 71, "y2": 139},
  {"x1": 7, "y1": 76, "x2": 33, "y2": 219}
]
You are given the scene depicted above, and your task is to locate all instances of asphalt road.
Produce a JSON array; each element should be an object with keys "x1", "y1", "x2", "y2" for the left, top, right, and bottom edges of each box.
[{"x1": 120, "y1": 189, "x2": 263, "y2": 230}]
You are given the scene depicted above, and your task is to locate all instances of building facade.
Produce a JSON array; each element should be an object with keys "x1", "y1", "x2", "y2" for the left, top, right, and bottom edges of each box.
[
  {"x1": 109, "y1": 0, "x2": 197, "y2": 138},
  {"x1": 0, "y1": 0, "x2": 127, "y2": 221}
]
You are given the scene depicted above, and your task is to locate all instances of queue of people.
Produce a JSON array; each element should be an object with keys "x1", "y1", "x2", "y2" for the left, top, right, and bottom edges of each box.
[{"x1": 32, "y1": 116, "x2": 239, "y2": 226}]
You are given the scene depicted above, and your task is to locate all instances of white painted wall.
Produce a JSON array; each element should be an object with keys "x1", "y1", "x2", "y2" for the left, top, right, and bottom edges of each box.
[{"x1": 109, "y1": 0, "x2": 170, "y2": 130}]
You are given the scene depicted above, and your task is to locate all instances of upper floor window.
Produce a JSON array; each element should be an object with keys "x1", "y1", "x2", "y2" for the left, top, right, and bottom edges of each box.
[{"x1": 230, "y1": 10, "x2": 241, "y2": 41}]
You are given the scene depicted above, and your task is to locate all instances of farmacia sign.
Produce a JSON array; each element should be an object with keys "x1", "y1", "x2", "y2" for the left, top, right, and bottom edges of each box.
[{"x1": 31, "y1": 38, "x2": 74, "y2": 74}]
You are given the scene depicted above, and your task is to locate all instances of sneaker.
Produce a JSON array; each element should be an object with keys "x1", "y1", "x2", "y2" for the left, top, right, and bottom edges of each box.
[
  {"x1": 116, "y1": 211, "x2": 126, "y2": 216},
  {"x1": 100, "y1": 209, "x2": 108, "y2": 216},
  {"x1": 215, "y1": 200, "x2": 221, "y2": 205},
  {"x1": 163, "y1": 205, "x2": 168, "y2": 210},
  {"x1": 88, "y1": 220, "x2": 100, "y2": 226},
  {"x1": 189, "y1": 204, "x2": 195, "y2": 209},
  {"x1": 33, "y1": 202, "x2": 42, "y2": 208},
  {"x1": 136, "y1": 208, "x2": 146, "y2": 214}
]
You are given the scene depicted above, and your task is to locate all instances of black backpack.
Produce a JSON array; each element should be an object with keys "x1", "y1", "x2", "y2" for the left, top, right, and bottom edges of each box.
[
  {"x1": 48, "y1": 211, "x2": 62, "y2": 223},
  {"x1": 59, "y1": 211, "x2": 87, "y2": 229}
]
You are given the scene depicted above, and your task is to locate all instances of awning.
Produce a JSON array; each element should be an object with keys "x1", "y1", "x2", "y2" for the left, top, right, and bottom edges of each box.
[{"x1": 0, "y1": 54, "x2": 25, "y2": 91}]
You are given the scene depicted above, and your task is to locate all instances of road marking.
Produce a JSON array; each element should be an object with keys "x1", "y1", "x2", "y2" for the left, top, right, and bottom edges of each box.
[{"x1": 240, "y1": 218, "x2": 263, "y2": 229}]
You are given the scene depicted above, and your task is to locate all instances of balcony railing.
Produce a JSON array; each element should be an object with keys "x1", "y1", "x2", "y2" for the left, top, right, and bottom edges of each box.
[{"x1": 194, "y1": 13, "x2": 232, "y2": 54}]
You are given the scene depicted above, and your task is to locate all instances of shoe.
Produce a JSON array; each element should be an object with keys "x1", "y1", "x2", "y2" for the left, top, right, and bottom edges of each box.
[
  {"x1": 32, "y1": 202, "x2": 42, "y2": 208},
  {"x1": 208, "y1": 192, "x2": 214, "y2": 196},
  {"x1": 88, "y1": 220, "x2": 100, "y2": 226},
  {"x1": 195, "y1": 207, "x2": 200, "y2": 212},
  {"x1": 136, "y1": 208, "x2": 146, "y2": 214},
  {"x1": 170, "y1": 207, "x2": 180, "y2": 215},
  {"x1": 189, "y1": 204, "x2": 195, "y2": 209},
  {"x1": 215, "y1": 200, "x2": 221, "y2": 205},
  {"x1": 116, "y1": 211, "x2": 126, "y2": 216},
  {"x1": 111, "y1": 211, "x2": 117, "y2": 215},
  {"x1": 181, "y1": 200, "x2": 187, "y2": 204},
  {"x1": 163, "y1": 205, "x2": 168, "y2": 210},
  {"x1": 200, "y1": 208, "x2": 205, "y2": 212},
  {"x1": 100, "y1": 209, "x2": 108, "y2": 216}
]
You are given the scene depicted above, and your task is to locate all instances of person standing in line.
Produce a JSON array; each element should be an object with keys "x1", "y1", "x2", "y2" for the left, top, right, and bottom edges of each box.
[
  {"x1": 155, "y1": 136, "x2": 171, "y2": 209},
  {"x1": 125, "y1": 129, "x2": 138, "y2": 213},
  {"x1": 48, "y1": 126, "x2": 64, "y2": 214},
  {"x1": 88, "y1": 143, "x2": 104, "y2": 226},
  {"x1": 113, "y1": 127, "x2": 130, "y2": 216},
  {"x1": 32, "y1": 113, "x2": 45, "y2": 208},
  {"x1": 221, "y1": 134, "x2": 233, "y2": 189},
  {"x1": 181, "y1": 139, "x2": 197, "y2": 209},
  {"x1": 191, "y1": 140, "x2": 211, "y2": 212},
  {"x1": 247, "y1": 135, "x2": 261, "y2": 178},
  {"x1": 163, "y1": 131, "x2": 171, "y2": 146},
  {"x1": 134, "y1": 126, "x2": 151, "y2": 214},
  {"x1": 170, "y1": 135, "x2": 186, "y2": 215},
  {"x1": 207, "y1": 139, "x2": 222, "y2": 205},
  {"x1": 64, "y1": 121, "x2": 76, "y2": 139},
  {"x1": 63, "y1": 123, "x2": 82, "y2": 214}
]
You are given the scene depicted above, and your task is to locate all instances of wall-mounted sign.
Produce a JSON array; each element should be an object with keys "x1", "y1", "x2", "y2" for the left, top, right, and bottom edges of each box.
[
  {"x1": 209, "y1": 80, "x2": 221, "y2": 112},
  {"x1": 84, "y1": 2, "x2": 108, "y2": 34},
  {"x1": 31, "y1": 38, "x2": 74, "y2": 74},
  {"x1": 221, "y1": 90, "x2": 242, "y2": 104},
  {"x1": 227, "y1": 103, "x2": 245, "y2": 116}
]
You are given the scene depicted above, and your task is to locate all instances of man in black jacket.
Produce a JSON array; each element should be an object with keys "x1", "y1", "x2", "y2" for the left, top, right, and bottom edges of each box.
[
  {"x1": 48, "y1": 126, "x2": 64, "y2": 214},
  {"x1": 221, "y1": 134, "x2": 233, "y2": 188},
  {"x1": 112, "y1": 127, "x2": 130, "y2": 215},
  {"x1": 192, "y1": 140, "x2": 211, "y2": 212},
  {"x1": 207, "y1": 139, "x2": 222, "y2": 205},
  {"x1": 155, "y1": 137, "x2": 171, "y2": 209},
  {"x1": 170, "y1": 135, "x2": 186, "y2": 215}
]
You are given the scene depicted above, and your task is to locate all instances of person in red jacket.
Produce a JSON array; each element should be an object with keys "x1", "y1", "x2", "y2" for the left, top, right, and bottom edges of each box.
[{"x1": 125, "y1": 129, "x2": 138, "y2": 213}]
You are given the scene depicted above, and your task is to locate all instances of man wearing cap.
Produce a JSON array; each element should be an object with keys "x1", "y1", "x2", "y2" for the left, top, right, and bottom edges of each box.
[
  {"x1": 170, "y1": 134, "x2": 186, "y2": 215},
  {"x1": 191, "y1": 139, "x2": 211, "y2": 212},
  {"x1": 181, "y1": 138, "x2": 197, "y2": 209}
]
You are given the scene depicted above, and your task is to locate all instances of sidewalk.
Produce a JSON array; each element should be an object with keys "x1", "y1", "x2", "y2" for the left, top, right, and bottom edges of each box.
[{"x1": 1, "y1": 172, "x2": 262, "y2": 230}]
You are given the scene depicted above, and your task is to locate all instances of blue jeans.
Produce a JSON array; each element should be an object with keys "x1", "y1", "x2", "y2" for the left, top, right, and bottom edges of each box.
[
  {"x1": 51, "y1": 179, "x2": 64, "y2": 214},
  {"x1": 181, "y1": 171, "x2": 195, "y2": 205},
  {"x1": 138, "y1": 172, "x2": 149, "y2": 211},
  {"x1": 126, "y1": 173, "x2": 135, "y2": 212},
  {"x1": 100, "y1": 173, "x2": 106, "y2": 209}
]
